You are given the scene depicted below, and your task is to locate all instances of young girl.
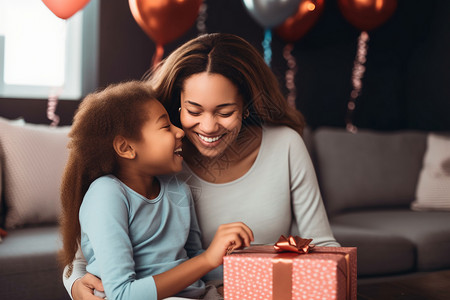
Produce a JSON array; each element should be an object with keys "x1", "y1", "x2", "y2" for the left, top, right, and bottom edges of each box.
[{"x1": 59, "y1": 80, "x2": 253, "y2": 300}]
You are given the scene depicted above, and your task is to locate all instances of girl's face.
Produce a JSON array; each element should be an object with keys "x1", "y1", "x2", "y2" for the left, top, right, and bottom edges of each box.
[
  {"x1": 132, "y1": 99, "x2": 185, "y2": 174},
  {"x1": 180, "y1": 72, "x2": 244, "y2": 158}
]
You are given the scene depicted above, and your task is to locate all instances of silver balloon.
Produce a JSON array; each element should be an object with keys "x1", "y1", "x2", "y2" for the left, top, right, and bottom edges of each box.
[{"x1": 242, "y1": 0, "x2": 302, "y2": 28}]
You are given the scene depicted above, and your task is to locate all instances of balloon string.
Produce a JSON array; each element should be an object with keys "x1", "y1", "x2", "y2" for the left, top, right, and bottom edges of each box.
[
  {"x1": 283, "y1": 43, "x2": 297, "y2": 108},
  {"x1": 152, "y1": 44, "x2": 165, "y2": 68},
  {"x1": 47, "y1": 88, "x2": 62, "y2": 127},
  {"x1": 197, "y1": 1, "x2": 208, "y2": 35},
  {"x1": 346, "y1": 31, "x2": 369, "y2": 134},
  {"x1": 262, "y1": 29, "x2": 272, "y2": 67}
]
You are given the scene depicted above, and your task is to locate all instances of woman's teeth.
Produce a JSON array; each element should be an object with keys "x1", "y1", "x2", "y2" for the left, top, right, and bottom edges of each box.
[{"x1": 198, "y1": 133, "x2": 222, "y2": 143}]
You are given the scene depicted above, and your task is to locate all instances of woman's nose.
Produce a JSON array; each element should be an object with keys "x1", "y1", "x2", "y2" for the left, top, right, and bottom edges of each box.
[{"x1": 198, "y1": 114, "x2": 219, "y2": 133}]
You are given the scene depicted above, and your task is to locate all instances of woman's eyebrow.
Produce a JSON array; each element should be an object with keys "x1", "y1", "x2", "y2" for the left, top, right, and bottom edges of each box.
[{"x1": 184, "y1": 100, "x2": 238, "y2": 108}]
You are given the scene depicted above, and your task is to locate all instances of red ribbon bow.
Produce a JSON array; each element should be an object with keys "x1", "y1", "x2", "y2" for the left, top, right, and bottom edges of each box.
[{"x1": 273, "y1": 235, "x2": 314, "y2": 254}]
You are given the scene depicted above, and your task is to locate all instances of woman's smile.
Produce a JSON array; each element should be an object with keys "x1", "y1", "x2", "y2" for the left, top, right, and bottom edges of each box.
[{"x1": 197, "y1": 132, "x2": 225, "y2": 144}]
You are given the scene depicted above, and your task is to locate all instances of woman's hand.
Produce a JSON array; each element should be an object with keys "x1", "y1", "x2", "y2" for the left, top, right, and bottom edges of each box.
[
  {"x1": 72, "y1": 273, "x2": 105, "y2": 300},
  {"x1": 203, "y1": 222, "x2": 254, "y2": 268}
]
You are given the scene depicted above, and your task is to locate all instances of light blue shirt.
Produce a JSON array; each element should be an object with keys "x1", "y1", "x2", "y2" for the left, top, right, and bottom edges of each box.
[{"x1": 80, "y1": 175, "x2": 205, "y2": 300}]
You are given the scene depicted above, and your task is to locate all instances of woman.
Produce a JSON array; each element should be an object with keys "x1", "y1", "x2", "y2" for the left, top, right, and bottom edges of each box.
[{"x1": 64, "y1": 33, "x2": 339, "y2": 300}]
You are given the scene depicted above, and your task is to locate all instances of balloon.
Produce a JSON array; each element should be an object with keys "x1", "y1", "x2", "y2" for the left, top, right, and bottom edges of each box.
[
  {"x1": 242, "y1": 0, "x2": 302, "y2": 28},
  {"x1": 42, "y1": 0, "x2": 90, "y2": 19},
  {"x1": 338, "y1": 0, "x2": 397, "y2": 31},
  {"x1": 129, "y1": 0, "x2": 203, "y2": 46},
  {"x1": 275, "y1": 0, "x2": 325, "y2": 43}
]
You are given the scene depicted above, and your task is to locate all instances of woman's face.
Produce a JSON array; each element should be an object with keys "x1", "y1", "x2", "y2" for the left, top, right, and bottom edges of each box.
[{"x1": 180, "y1": 72, "x2": 244, "y2": 158}]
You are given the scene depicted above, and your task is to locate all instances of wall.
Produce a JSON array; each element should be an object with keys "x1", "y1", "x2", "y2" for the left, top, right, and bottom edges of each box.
[{"x1": 1, "y1": 0, "x2": 449, "y2": 131}]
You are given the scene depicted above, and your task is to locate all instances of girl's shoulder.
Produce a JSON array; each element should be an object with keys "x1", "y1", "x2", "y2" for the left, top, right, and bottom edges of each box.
[
  {"x1": 158, "y1": 175, "x2": 190, "y2": 194},
  {"x1": 89, "y1": 175, "x2": 122, "y2": 192},
  {"x1": 158, "y1": 174, "x2": 193, "y2": 207}
]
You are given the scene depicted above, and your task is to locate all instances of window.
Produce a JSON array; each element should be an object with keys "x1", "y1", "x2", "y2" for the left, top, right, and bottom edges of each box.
[{"x1": 0, "y1": 0, "x2": 98, "y2": 100}]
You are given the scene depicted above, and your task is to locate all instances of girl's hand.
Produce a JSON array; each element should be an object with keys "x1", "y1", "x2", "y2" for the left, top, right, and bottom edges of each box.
[
  {"x1": 72, "y1": 273, "x2": 105, "y2": 300},
  {"x1": 203, "y1": 222, "x2": 254, "y2": 268}
]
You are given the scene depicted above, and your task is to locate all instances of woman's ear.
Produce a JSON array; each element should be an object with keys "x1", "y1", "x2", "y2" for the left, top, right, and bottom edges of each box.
[{"x1": 113, "y1": 135, "x2": 136, "y2": 159}]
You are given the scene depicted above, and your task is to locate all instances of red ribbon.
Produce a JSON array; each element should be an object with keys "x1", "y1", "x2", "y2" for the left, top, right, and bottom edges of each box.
[{"x1": 273, "y1": 235, "x2": 315, "y2": 254}]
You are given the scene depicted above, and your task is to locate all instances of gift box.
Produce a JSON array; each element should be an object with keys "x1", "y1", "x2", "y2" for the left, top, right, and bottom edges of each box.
[{"x1": 224, "y1": 245, "x2": 357, "y2": 300}]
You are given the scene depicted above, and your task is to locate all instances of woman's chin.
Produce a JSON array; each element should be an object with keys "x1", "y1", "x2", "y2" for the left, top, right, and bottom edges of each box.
[{"x1": 196, "y1": 147, "x2": 224, "y2": 159}]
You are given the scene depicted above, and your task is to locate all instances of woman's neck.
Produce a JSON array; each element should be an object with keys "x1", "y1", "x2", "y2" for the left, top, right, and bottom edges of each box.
[{"x1": 184, "y1": 125, "x2": 262, "y2": 183}]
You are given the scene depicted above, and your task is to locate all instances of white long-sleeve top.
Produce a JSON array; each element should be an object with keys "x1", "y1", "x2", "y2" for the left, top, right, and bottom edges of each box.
[{"x1": 177, "y1": 125, "x2": 339, "y2": 248}]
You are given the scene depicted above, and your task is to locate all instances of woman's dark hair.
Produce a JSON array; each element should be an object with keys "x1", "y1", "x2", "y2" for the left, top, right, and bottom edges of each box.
[{"x1": 146, "y1": 33, "x2": 305, "y2": 135}]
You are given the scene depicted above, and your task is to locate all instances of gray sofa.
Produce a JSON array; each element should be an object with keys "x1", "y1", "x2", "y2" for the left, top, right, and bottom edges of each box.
[
  {"x1": 0, "y1": 117, "x2": 71, "y2": 300},
  {"x1": 1, "y1": 116, "x2": 449, "y2": 300},
  {"x1": 303, "y1": 127, "x2": 450, "y2": 280}
]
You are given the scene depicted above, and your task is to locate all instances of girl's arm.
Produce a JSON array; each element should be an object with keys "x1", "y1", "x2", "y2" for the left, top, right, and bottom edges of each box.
[{"x1": 154, "y1": 222, "x2": 254, "y2": 300}]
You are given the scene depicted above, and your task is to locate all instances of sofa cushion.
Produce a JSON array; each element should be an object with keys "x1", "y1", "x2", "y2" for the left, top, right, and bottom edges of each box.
[
  {"x1": 0, "y1": 226, "x2": 70, "y2": 300},
  {"x1": 331, "y1": 224, "x2": 415, "y2": 276},
  {"x1": 0, "y1": 118, "x2": 25, "y2": 228},
  {"x1": 0, "y1": 117, "x2": 70, "y2": 228},
  {"x1": 313, "y1": 127, "x2": 427, "y2": 216},
  {"x1": 0, "y1": 154, "x2": 3, "y2": 228},
  {"x1": 411, "y1": 133, "x2": 450, "y2": 211},
  {"x1": 330, "y1": 209, "x2": 450, "y2": 271}
]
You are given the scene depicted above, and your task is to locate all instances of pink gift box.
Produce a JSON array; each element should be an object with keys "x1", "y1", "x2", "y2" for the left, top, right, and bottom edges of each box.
[{"x1": 224, "y1": 246, "x2": 357, "y2": 300}]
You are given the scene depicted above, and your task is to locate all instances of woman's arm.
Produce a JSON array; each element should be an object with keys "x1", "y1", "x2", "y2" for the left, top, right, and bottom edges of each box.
[
  {"x1": 62, "y1": 247, "x2": 104, "y2": 300},
  {"x1": 289, "y1": 131, "x2": 340, "y2": 247}
]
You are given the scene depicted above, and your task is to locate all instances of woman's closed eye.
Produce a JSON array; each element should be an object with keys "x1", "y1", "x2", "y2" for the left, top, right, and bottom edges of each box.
[
  {"x1": 187, "y1": 109, "x2": 201, "y2": 116},
  {"x1": 186, "y1": 109, "x2": 236, "y2": 117},
  {"x1": 217, "y1": 111, "x2": 236, "y2": 117}
]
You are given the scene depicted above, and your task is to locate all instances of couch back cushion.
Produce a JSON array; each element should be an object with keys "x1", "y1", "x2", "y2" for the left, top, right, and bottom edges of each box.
[
  {"x1": 0, "y1": 153, "x2": 3, "y2": 227},
  {"x1": 0, "y1": 117, "x2": 70, "y2": 228},
  {"x1": 313, "y1": 127, "x2": 427, "y2": 216}
]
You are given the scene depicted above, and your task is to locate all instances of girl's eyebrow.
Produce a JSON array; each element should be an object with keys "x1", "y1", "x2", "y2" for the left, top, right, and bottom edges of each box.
[
  {"x1": 156, "y1": 113, "x2": 169, "y2": 123},
  {"x1": 184, "y1": 100, "x2": 238, "y2": 108}
]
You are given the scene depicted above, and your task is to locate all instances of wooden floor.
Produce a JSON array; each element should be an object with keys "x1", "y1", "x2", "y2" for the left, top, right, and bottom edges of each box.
[{"x1": 357, "y1": 270, "x2": 450, "y2": 300}]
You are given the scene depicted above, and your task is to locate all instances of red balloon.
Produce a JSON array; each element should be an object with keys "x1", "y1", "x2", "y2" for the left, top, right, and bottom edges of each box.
[
  {"x1": 275, "y1": 0, "x2": 325, "y2": 43},
  {"x1": 129, "y1": 0, "x2": 203, "y2": 46},
  {"x1": 338, "y1": 0, "x2": 397, "y2": 31},
  {"x1": 42, "y1": 0, "x2": 90, "y2": 19}
]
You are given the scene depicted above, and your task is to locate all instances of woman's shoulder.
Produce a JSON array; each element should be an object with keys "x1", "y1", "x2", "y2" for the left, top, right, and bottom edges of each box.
[{"x1": 263, "y1": 125, "x2": 303, "y2": 143}]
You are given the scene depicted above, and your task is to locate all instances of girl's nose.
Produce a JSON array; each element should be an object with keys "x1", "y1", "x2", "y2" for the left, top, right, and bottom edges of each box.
[{"x1": 174, "y1": 126, "x2": 185, "y2": 139}]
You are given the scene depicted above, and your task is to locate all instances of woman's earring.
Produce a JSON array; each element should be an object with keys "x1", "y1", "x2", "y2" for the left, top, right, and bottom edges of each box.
[
  {"x1": 243, "y1": 109, "x2": 250, "y2": 119},
  {"x1": 178, "y1": 107, "x2": 181, "y2": 113}
]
